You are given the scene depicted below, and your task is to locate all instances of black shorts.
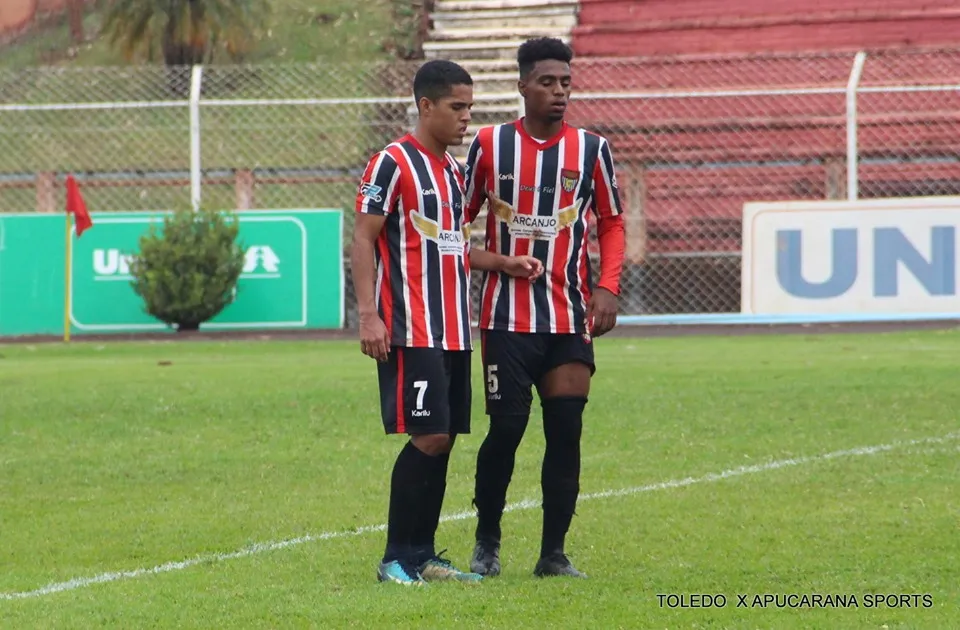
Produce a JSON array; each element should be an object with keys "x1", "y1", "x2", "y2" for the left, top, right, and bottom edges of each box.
[
  {"x1": 480, "y1": 329, "x2": 596, "y2": 416},
  {"x1": 377, "y1": 346, "x2": 472, "y2": 435}
]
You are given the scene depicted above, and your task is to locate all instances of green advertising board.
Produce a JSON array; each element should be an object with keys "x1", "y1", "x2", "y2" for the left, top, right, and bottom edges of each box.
[{"x1": 0, "y1": 209, "x2": 344, "y2": 337}]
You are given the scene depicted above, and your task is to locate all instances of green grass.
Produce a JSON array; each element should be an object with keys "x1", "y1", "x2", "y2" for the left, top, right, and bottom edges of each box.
[
  {"x1": 1, "y1": 0, "x2": 397, "y2": 69},
  {"x1": 0, "y1": 1, "x2": 415, "y2": 214},
  {"x1": 1, "y1": 330, "x2": 959, "y2": 628}
]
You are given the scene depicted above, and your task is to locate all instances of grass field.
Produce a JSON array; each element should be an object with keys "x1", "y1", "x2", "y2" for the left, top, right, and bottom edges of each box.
[
  {"x1": 1, "y1": 0, "x2": 397, "y2": 69},
  {"x1": 2, "y1": 329, "x2": 958, "y2": 628}
]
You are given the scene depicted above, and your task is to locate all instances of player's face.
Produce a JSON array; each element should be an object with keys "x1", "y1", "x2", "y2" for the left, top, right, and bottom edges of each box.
[
  {"x1": 520, "y1": 59, "x2": 572, "y2": 123},
  {"x1": 424, "y1": 84, "x2": 474, "y2": 147}
]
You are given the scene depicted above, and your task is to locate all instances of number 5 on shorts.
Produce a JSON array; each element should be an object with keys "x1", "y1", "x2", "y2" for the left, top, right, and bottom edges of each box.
[
  {"x1": 486, "y1": 364, "x2": 499, "y2": 394},
  {"x1": 413, "y1": 380, "x2": 428, "y2": 410}
]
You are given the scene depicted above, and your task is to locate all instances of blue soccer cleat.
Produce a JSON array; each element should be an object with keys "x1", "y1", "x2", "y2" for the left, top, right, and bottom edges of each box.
[{"x1": 377, "y1": 560, "x2": 427, "y2": 586}]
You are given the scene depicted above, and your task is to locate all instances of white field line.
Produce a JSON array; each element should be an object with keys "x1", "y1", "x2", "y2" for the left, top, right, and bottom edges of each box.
[{"x1": 2, "y1": 431, "x2": 957, "y2": 601}]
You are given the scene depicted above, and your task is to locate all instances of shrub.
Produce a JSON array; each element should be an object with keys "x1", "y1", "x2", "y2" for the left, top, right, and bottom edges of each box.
[{"x1": 129, "y1": 207, "x2": 246, "y2": 332}]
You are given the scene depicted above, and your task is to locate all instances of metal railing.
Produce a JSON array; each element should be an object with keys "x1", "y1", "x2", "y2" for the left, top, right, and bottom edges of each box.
[{"x1": 3, "y1": 49, "x2": 960, "y2": 322}]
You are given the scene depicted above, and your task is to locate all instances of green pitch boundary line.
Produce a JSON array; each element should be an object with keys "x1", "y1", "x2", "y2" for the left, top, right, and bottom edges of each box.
[{"x1": 2, "y1": 432, "x2": 958, "y2": 601}]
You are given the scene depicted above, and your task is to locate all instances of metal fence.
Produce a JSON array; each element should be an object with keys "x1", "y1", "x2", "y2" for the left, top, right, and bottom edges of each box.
[{"x1": 3, "y1": 48, "x2": 960, "y2": 323}]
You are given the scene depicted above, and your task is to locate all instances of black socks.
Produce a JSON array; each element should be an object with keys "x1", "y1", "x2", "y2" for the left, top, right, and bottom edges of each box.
[
  {"x1": 540, "y1": 396, "x2": 586, "y2": 558},
  {"x1": 411, "y1": 451, "x2": 449, "y2": 566},
  {"x1": 473, "y1": 398, "x2": 587, "y2": 558},
  {"x1": 383, "y1": 441, "x2": 449, "y2": 565},
  {"x1": 473, "y1": 414, "x2": 530, "y2": 543},
  {"x1": 390, "y1": 394, "x2": 586, "y2": 565}
]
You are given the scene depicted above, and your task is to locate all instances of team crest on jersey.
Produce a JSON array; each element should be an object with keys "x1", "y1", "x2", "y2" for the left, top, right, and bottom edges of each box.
[
  {"x1": 489, "y1": 197, "x2": 582, "y2": 241},
  {"x1": 561, "y1": 169, "x2": 580, "y2": 193},
  {"x1": 409, "y1": 210, "x2": 468, "y2": 256}
]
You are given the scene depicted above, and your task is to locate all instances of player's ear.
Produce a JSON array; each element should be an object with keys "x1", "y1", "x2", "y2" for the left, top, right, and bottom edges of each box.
[
  {"x1": 417, "y1": 96, "x2": 432, "y2": 117},
  {"x1": 517, "y1": 79, "x2": 526, "y2": 98}
]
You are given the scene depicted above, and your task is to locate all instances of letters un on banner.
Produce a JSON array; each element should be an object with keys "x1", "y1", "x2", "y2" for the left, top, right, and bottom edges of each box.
[{"x1": 741, "y1": 197, "x2": 960, "y2": 316}]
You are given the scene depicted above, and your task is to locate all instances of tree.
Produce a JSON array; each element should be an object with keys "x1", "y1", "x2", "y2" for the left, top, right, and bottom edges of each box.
[
  {"x1": 68, "y1": 0, "x2": 85, "y2": 44},
  {"x1": 128, "y1": 207, "x2": 246, "y2": 332},
  {"x1": 99, "y1": 0, "x2": 270, "y2": 67}
]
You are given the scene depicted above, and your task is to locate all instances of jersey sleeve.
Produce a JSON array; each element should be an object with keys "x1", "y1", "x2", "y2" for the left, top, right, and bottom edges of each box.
[
  {"x1": 463, "y1": 133, "x2": 487, "y2": 222},
  {"x1": 592, "y1": 138, "x2": 624, "y2": 219},
  {"x1": 355, "y1": 150, "x2": 401, "y2": 216}
]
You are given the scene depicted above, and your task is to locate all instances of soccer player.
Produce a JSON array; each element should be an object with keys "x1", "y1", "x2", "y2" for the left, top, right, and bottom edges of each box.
[
  {"x1": 463, "y1": 37, "x2": 626, "y2": 579},
  {"x1": 352, "y1": 59, "x2": 544, "y2": 587}
]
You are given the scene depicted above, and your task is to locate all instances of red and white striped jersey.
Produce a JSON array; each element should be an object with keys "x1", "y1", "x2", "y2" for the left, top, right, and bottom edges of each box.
[
  {"x1": 464, "y1": 120, "x2": 623, "y2": 334},
  {"x1": 355, "y1": 134, "x2": 473, "y2": 351}
]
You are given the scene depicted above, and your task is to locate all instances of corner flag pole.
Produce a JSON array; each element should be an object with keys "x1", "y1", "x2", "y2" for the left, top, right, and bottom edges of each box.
[
  {"x1": 64, "y1": 212, "x2": 73, "y2": 343},
  {"x1": 63, "y1": 174, "x2": 92, "y2": 344}
]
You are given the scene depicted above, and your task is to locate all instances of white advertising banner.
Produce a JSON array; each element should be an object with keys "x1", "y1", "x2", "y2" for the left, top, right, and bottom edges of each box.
[{"x1": 742, "y1": 197, "x2": 960, "y2": 315}]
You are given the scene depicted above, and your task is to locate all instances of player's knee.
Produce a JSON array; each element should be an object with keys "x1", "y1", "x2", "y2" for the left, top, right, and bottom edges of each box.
[
  {"x1": 411, "y1": 433, "x2": 454, "y2": 455},
  {"x1": 540, "y1": 363, "x2": 592, "y2": 398}
]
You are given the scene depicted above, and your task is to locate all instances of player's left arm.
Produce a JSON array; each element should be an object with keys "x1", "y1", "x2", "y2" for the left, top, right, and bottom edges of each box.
[
  {"x1": 587, "y1": 137, "x2": 627, "y2": 337},
  {"x1": 463, "y1": 132, "x2": 488, "y2": 223},
  {"x1": 470, "y1": 249, "x2": 544, "y2": 280}
]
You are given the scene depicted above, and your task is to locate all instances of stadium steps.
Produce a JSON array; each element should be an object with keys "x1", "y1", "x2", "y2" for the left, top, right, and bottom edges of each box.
[
  {"x1": 435, "y1": 0, "x2": 578, "y2": 11},
  {"x1": 422, "y1": 0, "x2": 580, "y2": 160},
  {"x1": 432, "y1": 6, "x2": 578, "y2": 30},
  {"x1": 422, "y1": 36, "x2": 571, "y2": 60},
  {"x1": 457, "y1": 58, "x2": 522, "y2": 72},
  {"x1": 429, "y1": 26, "x2": 572, "y2": 42}
]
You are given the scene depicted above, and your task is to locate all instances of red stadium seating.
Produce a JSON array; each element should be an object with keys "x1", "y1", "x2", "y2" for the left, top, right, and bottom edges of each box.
[
  {"x1": 569, "y1": 6, "x2": 960, "y2": 254},
  {"x1": 573, "y1": 0, "x2": 960, "y2": 57}
]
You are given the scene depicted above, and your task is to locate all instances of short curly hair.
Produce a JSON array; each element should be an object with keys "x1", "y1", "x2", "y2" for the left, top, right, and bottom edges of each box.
[{"x1": 517, "y1": 37, "x2": 573, "y2": 78}]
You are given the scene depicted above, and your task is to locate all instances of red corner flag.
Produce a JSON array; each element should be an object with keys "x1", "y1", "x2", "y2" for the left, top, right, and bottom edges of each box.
[{"x1": 66, "y1": 175, "x2": 93, "y2": 237}]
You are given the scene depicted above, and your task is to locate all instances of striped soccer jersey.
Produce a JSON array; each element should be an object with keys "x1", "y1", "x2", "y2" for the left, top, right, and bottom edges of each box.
[
  {"x1": 464, "y1": 120, "x2": 623, "y2": 334},
  {"x1": 355, "y1": 134, "x2": 473, "y2": 351}
]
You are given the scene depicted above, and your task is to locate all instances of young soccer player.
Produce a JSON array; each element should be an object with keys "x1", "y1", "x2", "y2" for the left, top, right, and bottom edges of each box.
[
  {"x1": 352, "y1": 59, "x2": 544, "y2": 586},
  {"x1": 463, "y1": 37, "x2": 626, "y2": 579}
]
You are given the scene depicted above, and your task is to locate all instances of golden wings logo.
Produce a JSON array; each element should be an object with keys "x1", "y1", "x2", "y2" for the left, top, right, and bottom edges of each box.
[
  {"x1": 409, "y1": 210, "x2": 469, "y2": 256},
  {"x1": 489, "y1": 196, "x2": 582, "y2": 241}
]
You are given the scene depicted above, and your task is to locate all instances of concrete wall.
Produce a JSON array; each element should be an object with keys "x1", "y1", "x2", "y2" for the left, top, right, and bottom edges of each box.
[
  {"x1": 0, "y1": 0, "x2": 39, "y2": 37},
  {"x1": 1, "y1": 0, "x2": 85, "y2": 43}
]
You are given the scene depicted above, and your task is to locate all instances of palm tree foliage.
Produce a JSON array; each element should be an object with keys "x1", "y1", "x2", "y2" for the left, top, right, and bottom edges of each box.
[{"x1": 99, "y1": 0, "x2": 271, "y2": 66}]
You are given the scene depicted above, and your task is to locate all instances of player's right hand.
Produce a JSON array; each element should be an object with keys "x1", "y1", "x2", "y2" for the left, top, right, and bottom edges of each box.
[
  {"x1": 503, "y1": 255, "x2": 544, "y2": 280},
  {"x1": 359, "y1": 313, "x2": 390, "y2": 362}
]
